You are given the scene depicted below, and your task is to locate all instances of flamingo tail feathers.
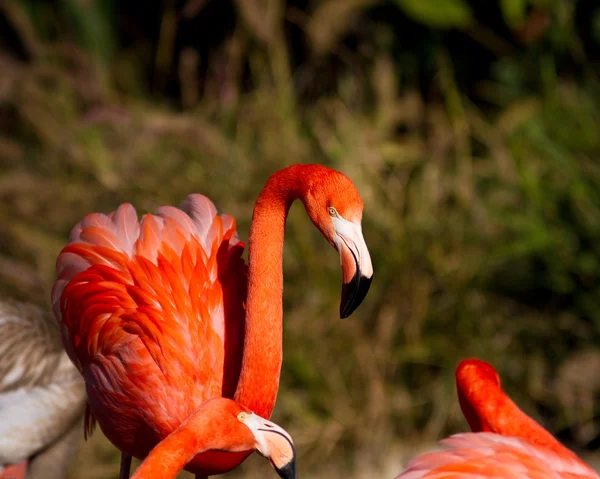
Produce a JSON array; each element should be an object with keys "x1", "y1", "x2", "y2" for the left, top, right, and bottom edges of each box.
[{"x1": 84, "y1": 403, "x2": 97, "y2": 440}]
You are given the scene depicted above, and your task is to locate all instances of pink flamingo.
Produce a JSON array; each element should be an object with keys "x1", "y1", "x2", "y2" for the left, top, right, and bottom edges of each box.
[
  {"x1": 396, "y1": 358, "x2": 599, "y2": 478},
  {"x1": 52, "y1": 164, "x2": 373, "y2": 478}
]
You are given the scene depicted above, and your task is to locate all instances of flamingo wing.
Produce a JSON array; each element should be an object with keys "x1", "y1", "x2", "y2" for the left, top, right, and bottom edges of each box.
[
  {"x1": 51, "y1": 194, "x2": 247, "y2": 456},
  {"x1": 397, "y1": 433, "x2": 599, "y2": 479}
]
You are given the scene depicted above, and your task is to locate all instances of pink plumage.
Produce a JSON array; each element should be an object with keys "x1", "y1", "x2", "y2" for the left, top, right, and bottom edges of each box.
[
  {"x1": 51, "y1": 164, "x2": 374, "y2": 478},
  {"x1": 396, "y1": 359, "x2": 600, "y2": 479},
  {"x1": 398, "y1": 433, "x2": 599, "y2": 479},
  {"x1": 51, "y1": 194, "x2": 247, "y2": 474}
]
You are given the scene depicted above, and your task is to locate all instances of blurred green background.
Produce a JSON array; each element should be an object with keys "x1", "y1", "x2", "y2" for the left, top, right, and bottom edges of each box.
[{"x1": 1, "y1": 0, "x2": 600, "y2": 477}]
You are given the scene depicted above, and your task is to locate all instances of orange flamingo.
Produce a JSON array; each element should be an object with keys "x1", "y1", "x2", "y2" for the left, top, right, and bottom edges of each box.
[
  {"x1": 51, "y1": 164, "x2": 373, "y2": 478},
  {"x1": 396, "y1": 358, "x2": 599, "y2": 478}
]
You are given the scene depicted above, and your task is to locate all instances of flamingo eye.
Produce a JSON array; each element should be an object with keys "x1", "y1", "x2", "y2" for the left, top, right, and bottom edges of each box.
[
  {"x1": 328, "y1": 206, "x2": 337, "y2": 217},
  {"x1": 237, "y1": 412, "x2": 247, "y2": 422}
]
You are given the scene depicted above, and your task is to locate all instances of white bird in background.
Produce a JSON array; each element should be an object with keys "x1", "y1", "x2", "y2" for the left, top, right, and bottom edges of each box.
[{"x1": 0, "y1": 298, "x2": 86, "y2": 479}]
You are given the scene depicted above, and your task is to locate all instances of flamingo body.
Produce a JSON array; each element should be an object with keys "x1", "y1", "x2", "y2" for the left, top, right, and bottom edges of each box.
[
  {"x1": 53, "y1": 195, "x2": 248, "y2": 475},
  {"x1": 0, "y1": 299, "x2": 86, "y2": 479},
  {"x1": 399, "y1": 433, "x2": 598, "y2": 479},
  {"x1": 396, "y1": 359, "x2": 599, "y2": 479}
]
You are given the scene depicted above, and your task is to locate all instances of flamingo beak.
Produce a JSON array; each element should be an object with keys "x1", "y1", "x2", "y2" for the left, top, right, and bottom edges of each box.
[
  {"x1": 272, "y1": 455, "x2": 297, "y2": 479},
  {"x1": 333, "y1": 216, "x2": 373, "y2": 318},
  {"x1": 243, "y1": 414, "x2": 297, "y2": 479}
]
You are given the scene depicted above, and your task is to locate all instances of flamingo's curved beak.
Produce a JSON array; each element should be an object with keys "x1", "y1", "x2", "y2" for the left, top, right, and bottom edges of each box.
[
  {"x1": 272, "y1": 455, "x2": 297, "y2": 479},
  {"x1": 244, "y1": 414, "x2": 297, "y2": 479},
  {"x1": 333, "y1": 216, "x2": 373, "y2": 318}
]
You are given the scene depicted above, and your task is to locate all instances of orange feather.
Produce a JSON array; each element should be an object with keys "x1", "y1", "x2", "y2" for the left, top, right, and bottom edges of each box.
[{"x1": 53, "y1": 195, "x2": 246, "y2": 474}]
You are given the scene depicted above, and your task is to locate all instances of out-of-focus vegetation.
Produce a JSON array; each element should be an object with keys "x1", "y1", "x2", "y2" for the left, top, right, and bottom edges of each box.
[{"x1": 1, "y1": 0, "x2": 600, "y2": 477}]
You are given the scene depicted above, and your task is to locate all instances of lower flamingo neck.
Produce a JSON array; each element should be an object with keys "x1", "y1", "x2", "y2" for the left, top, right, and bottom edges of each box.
[
  {"x1": 132, "y1": 401, "x2": 252, "y2": 479},
  {"x1": 131, "y1": 421, "x2": 204, "y2": 478},
  {"x1": 234, "y1": 165, "x2": 310, "y2": 418}
]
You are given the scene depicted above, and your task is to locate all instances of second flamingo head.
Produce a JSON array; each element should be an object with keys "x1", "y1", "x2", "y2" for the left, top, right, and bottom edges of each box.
[{"x1": 299, "y1": 165, "x2": 374, "y2": 318}]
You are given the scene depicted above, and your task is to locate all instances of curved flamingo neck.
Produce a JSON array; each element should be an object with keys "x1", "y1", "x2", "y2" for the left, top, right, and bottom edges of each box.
[
  {"x1": 131, "y1": 415, "x2": 212, "y2": 478},
  {"x1": 456, "y1": 360, "x2": 581, "y2": 462},
  {"x1": 234, "y1": 165, "x2": 313, "y2": 417},
  {"x1": 131, "y1": 400, "x2": 253, "y2": 479}
]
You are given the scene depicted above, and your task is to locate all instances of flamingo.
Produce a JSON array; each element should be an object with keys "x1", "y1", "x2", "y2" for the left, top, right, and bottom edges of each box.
[
  {"x1": 51, "y1": 164, "x2": 373, "y2": 478},
  {"x1": 0, "y1": 298, "x2": 86, "y2": 479},
  {"x1": 396, "y1": 358, "x2": 599, "y2": 478}
]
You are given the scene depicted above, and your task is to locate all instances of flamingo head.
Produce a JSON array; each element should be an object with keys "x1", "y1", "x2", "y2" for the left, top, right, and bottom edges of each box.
[
  {"x1": 456, "y1": 358, "x2": 501, "y2": 390},
  {"x1": 141, "y1": 399, "x2": 296, "y2": 479},
  {"x1": 455, "y1": 358, "x2": 502, "y2": 433},
  {"x1": 302, "y1": 168, "x2": 374, "y2": 318},
  {"x1": 236, "y1": 409, "x2": 297, "y2": 479}
]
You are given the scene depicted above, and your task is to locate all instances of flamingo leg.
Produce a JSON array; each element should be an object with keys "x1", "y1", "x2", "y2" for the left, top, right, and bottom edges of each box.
[
  {"x1": 119, "y1": 454, "x2": 132, "y2": 479},
  {"x1": 2, "y1": 460, "x2": 28, "y2": 479}
]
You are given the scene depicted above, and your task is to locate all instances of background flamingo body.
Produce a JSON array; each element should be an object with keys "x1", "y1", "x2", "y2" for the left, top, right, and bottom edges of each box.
[
  {"x1": 0, "y1": 299, "x2": 86, "y2": 479},
  {"x1": 395, "y1": 359, "x2": 599, "y2": 479},
  {"x1": 399, "y1": 433, "x2": 598, "y2": 479}
]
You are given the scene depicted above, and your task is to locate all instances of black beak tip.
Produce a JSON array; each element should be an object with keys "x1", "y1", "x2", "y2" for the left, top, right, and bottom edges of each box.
[
  {"x1": 276, "y1": 456, "x2": 297, "y2": 479},
  {"x1": 340, "y1": 272, "x2": 373, "y2": 319}
]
